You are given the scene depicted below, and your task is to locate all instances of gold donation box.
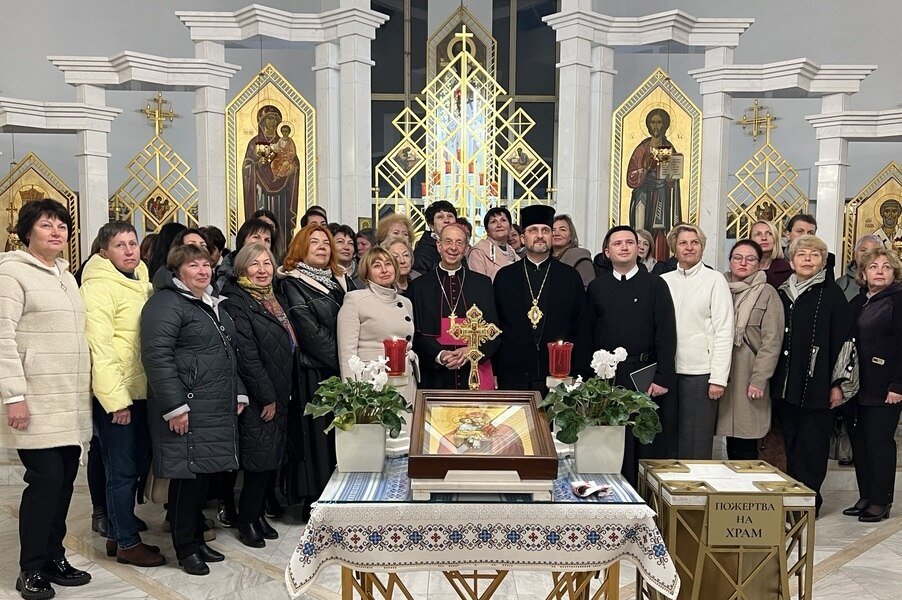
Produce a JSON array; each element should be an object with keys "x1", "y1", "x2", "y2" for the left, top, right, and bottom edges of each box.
[{"x1": 638, "y1": 460, "x2": 816, "y2": 600}]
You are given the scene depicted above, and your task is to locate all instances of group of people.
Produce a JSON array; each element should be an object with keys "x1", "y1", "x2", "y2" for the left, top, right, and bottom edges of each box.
[{"x1": 0, "y1": 197, "x2": 899, "y2": 599}]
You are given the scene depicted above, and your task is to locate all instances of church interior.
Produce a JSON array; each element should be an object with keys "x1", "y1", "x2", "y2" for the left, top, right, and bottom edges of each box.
[{"x1": 1, "y1": 1, "x2": 901, "y2": 599}]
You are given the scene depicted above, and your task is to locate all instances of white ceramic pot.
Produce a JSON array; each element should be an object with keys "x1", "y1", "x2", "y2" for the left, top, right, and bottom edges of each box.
[
  {"x1": 335, "y1": 423, "x2": 387, "y2": 472},
  {"x1": 573, "y1": 425, "x2": 626, "y2": 474}
]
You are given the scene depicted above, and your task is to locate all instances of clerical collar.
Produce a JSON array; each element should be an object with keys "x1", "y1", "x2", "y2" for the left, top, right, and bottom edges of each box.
[
  {"x1": 526, "y1": 255, "x2": 550, "y2": 269},
  {"x1": 439, "y1": 264, "x2": 462, "y2": 276},
  {"x1": 612, "y1": 264, "x2": 639, "y2": 281}
]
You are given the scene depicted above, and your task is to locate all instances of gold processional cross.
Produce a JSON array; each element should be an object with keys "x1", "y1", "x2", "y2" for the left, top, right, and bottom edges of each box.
[
  {"x1": 140, "y1": 92, "x2": 179, "y2": 137},
  {"x1": 448, "y1": 304, "x2": 501, "y2": 390}
]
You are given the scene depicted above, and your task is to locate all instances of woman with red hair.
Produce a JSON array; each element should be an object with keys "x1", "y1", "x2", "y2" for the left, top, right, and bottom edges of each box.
[{"x1": 277, "y1": 224, "x2": 353, "y2": 519}]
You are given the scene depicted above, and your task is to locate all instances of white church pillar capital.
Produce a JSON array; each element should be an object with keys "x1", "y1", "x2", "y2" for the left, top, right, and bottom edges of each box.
[
  {"x1": 814, "y1": 93, "x2": 851, "y2": 275},
  {"x1": 314, "y1": 41, "x2": 342, "y2": 221},
  {"x1": 338, "y1": 29, "x2": 376, "y2": 227},
  {"x1": 699, "y1": 46, "x2": 734, "y2": 270},
  {"x1": 554, "y1": 32, "x2": 594, "y2": 245},
  {"x1": 586, "y1": 44, "x2": 616, "y2": 252},
  {"x1": 193, "y1": 40, "x2": 228, "y2": 232}
]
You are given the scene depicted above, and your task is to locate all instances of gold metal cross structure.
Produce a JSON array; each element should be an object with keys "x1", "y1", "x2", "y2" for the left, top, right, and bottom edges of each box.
[
  {"x1": 454, "y1": 24, "x2": 473, "y2": 44},
  {"x1": 140, "y1": 92, "x2": 179, "y2": 137},
  {"x1": 448, "y1": 304, "x2": 501, "y2": 390},
  {"x1": 737, "y1": 99, "x2": 776, "y2": 144}
]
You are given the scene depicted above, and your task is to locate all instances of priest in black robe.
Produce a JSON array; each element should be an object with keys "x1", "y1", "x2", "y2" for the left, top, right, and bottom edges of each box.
[
  {"x1": 410, "y1": 221, "x2": 499, "y2": 390},
  {"x1": 493, "y1": 205, "x2": 588, "y2": 394},
  {"x1": 587, "y1": 225, "x2": 678, "y2": 484}
]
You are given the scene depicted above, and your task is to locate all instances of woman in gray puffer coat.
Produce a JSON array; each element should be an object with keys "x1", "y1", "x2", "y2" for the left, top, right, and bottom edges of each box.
[{"x1": 141, "y1": 244, "x2": 247, "y2": 576}]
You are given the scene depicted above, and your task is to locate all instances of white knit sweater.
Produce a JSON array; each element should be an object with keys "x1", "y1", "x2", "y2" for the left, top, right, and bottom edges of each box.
[{"x1": 661, "y1": 261, "x2": 734, "y2": 385}]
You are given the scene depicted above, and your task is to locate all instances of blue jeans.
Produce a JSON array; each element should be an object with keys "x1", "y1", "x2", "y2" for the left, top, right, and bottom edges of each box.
[{"x1": 93, "y1": 398, "x2": 150, "y2": 549}]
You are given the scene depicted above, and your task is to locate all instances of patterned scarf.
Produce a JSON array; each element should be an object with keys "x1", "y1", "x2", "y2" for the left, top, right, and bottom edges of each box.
[
  {"x1": 726, "y1": 270, "x2": 767, "y2": 347},
  {"x1": 237, "y1": 276, "x2": 297, "y2": 350},
  {"x1": 295, "y1": 262, "x2": 339, "y2": 291},
  {"x1": 782, "y1": 269, "x2": 826, "y2": 302}
]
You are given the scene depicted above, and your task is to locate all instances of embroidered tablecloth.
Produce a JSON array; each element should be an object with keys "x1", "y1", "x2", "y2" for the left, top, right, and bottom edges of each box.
[{"x1": 285, "y1": 457, "x2": 680, "y2": 598}]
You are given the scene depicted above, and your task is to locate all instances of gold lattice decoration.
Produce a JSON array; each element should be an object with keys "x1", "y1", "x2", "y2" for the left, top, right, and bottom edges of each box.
[
  {"x1": 109, "y1": 93, "x2": 198, "y2": 235},
  {"x1": 374, "y1": 26, "x2": 552, "y2": 239},
  {"x1": 726, "y1": 101, "x2": 809, "y2": 238}
]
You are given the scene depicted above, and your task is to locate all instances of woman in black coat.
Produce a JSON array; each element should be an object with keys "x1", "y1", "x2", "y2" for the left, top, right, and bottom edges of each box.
[
  {"x1": 141, "y1": 244, "x2": 246, "y2": 576},
  {"x1": 845, "y1": 248, "x2": 902, "y2": 522},
  {"x1": 277, "y1": 224, "x2": 353, "y2": 518},
  {"x1": 221, "y1": 243, "x2": 295, "y2": 547},
  {"x1": 771, "y1": 235, "x2": 853, "y2": 516}
]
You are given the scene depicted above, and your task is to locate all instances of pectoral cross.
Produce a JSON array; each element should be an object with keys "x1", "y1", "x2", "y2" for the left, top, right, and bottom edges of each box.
[{"x1": 447, "y1": 304, "x2": 502, "y2": 390}]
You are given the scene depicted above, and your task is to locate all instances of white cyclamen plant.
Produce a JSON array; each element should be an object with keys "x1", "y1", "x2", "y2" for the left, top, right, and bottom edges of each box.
[
  {"x1": 540, "y1": 347, "x2": 662, "y2": 445},
  {"x1": 305, "y1": 355, "x2": 411, "y2": 438}
]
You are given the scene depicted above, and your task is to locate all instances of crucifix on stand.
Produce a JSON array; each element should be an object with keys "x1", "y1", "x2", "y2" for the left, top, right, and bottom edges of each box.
[{"x1": 448, "y1": 304, "x2": 501, "y2": 390}]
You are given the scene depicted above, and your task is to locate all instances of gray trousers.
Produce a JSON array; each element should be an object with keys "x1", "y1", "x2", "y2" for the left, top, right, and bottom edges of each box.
[{"x1": 676, "y1": 373, "x2": 718, "y2": 460}]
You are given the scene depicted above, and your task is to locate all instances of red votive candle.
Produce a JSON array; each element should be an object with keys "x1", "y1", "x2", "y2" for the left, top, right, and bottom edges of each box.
[
  {"x1": 383, "y1": 338, "x2": 407, "y2": 376},
  {"x1": 548, "y1": 341, "x2": 574, "y2": 379},
  {"x1": 420, "y1": 182, "x2": 428, "y2": 197}
]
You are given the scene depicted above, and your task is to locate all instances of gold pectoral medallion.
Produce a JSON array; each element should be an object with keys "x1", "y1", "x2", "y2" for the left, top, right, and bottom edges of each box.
[{"x1": 527, "y1": 300, "x2": 543, "y2": 329}]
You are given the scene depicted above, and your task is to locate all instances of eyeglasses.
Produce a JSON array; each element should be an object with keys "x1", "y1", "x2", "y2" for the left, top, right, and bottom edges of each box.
[{"x1": 730, "y1": 255, "x2": 759, "y2": 264}]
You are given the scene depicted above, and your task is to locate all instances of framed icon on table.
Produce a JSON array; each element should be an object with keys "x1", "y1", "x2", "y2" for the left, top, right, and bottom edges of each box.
[{"x1": 408, "y1": 390, "x2": 558, "y2": 481}]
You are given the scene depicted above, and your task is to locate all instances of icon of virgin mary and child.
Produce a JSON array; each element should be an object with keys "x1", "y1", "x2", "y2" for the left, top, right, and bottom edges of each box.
[{"x1": 242, "y1": 105, "x2": 300, "y2": 230}]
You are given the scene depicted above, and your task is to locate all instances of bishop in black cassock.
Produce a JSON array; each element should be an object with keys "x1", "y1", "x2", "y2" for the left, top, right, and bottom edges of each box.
[
  {"x1": 410, "y1": 222, "x2": 499, "y2": 390},
  {"x1": 587, "y1": 225, "x2": 678, "y2": 484},
  {"x1": 493, "y1": 205, "x2": 588, "y2": 393}
]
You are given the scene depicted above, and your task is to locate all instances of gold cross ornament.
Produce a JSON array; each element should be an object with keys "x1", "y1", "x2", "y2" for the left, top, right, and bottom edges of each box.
[
  {"x1": 737, "y1": 99, "x2": 777, "y2": 144},
  {"x1": 447, "y1": 304, "x2": 502, "y2": 390},
  {"x1": 140, "y1": 92, "x2": 179, "y2": 137}
]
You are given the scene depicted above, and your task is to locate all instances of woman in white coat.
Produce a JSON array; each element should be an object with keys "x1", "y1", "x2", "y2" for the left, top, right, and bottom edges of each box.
[
  {"x1": 0, "y1": 199, "x2": 93, "y2": 598},
  {"x1": 337, "y1": 248, "x2": 419, "y2": 452}
]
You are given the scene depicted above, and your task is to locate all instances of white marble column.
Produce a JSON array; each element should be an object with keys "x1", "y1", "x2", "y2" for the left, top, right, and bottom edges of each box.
[
  {"x1": 314, "y1": 41, "x2": 342, "y2": 220},
  {"x1": 338, "y1": 30, "x2": 375, "y2": 227},
  {"x1": 586, "y1": 44, "x2": 616, "y2": 251},
  {"x1": 698, "y1": 47, "x2": 734, "y2": 270},
  {"x1": 74, "y1": 84, "x2": 111, "y2": 253},
  {"x1": 814, "y1": 92, "x2": 850, "y2": 276},
  {"x1": 554, "y1": 30, "x2": 593, "y2": 241},
  {"x1": 194, "y1": 40, "x2": 227, "y2": 231}
]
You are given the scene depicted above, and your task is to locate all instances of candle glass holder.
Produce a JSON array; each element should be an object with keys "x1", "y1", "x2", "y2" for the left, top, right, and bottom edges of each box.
[
  {"x1": 383, "y1": 339, "x2": 408, "y2": 377},
  {"x1": 547, "y1": 341, "x2": 574, "y2": 379}
]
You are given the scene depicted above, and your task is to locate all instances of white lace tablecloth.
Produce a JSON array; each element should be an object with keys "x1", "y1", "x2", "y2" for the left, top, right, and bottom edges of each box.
[{"x1": 285, "y1": 458, "x2": 680, "y2": 598}]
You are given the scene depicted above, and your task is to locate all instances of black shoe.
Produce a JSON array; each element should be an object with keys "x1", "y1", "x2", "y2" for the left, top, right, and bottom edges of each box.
[
  {"x1": 838, "y1": 458, "x2": 854, "y2": 466},
  {"x1": 91, "y1": 507, "x2": 108, "y2": 538},
  {"x1": 237, "y1": 523, "x2": 265, "y2": 548},
  {"x1": 217, "y1": 502, "x2": 237, "y2": 529},
  {"x1": 264, "y1": 496, "x2": 285, "y2": 519},
  {"x1": 859, "y1": 504, "x2": 892, "y2": 523},
  {"x1": 40, "y1": 558, "x2": 90, "y2": 587},
  {"x1": 134, "y1": 515, "x2": 148, "y2": 532},
  {"x1": 256, "y1": 516, "x2": 278, "y2": 540},
  {"x1": 178, "y1": 554, "x2": 209, "y2": 576},
  {"x1": 16, "y1": 571, "x2": 54, "y2": 600},
  {"x1": 197, "y1": 543, "x2": 225, "y2": 563},
  {"x1": 842, "y1": 498, "x2": 870, "y2": 517}
]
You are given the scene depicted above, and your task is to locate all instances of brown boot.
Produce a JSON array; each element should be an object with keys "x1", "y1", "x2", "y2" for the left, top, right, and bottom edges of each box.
[
  {"x1": 116, "y1": 543, "x2": 166, "y2": 567},
  {"x1": 106, "y1": 539, "x2": 161, "y2": 557}
]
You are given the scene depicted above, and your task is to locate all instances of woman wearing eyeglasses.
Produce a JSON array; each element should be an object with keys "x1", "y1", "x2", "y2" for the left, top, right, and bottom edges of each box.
[{"x1": 717, "y1": 240, "x2": 784, "y2": 460}]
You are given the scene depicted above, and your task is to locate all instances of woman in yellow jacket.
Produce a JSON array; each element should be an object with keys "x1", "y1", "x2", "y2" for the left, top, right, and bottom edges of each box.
[{"x1": 81, "y1": 222, "x2": 163, "y2": 567}]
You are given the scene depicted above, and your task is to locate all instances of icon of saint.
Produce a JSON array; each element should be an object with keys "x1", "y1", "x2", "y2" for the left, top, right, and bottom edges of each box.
[
  {"x1": 242, "y1": 105, "x2": 301, "y2": 230},
  {"x1": 626, "y1": 108, "x2": 682, "y2": 261},
  {"x1": 872, "y1": 198, "x2": 902, "y2": 247}
]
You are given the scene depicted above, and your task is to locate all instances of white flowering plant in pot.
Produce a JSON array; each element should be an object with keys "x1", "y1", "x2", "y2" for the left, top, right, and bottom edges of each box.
[
  {"x1": 305, "y1": 355, "x2": 411, "y2": 438},
  {"x1": 539, "y1": 347, "x2": 662, "y2": 445}
]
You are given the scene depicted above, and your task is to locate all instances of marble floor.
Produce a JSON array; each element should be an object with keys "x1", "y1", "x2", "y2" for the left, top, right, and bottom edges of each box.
[{"x1": 0, "y1": 463, "x2": 899, "y2": 599}]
